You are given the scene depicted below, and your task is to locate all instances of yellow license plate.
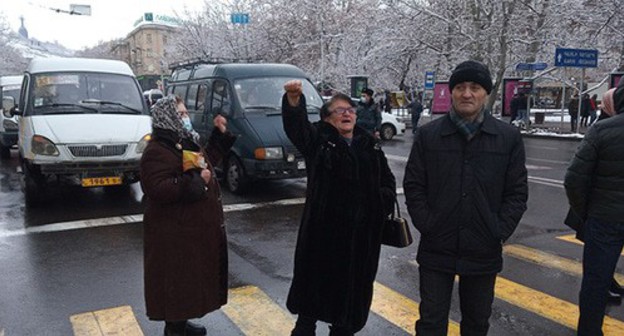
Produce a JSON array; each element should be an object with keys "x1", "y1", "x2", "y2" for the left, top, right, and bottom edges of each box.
[{"x1": 81, "y1": 176, "x2": 122, "y2": 187}]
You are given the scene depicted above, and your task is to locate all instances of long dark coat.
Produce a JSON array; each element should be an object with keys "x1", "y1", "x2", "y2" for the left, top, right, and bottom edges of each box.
[
  {"x1": 140, "y1": 128, "x2": 235, "y2": 321},
  {"x1": 404, "y1": 113, "x2": 528, "y2": 275},
  {"x1": 282, "y1": 95, "x2": 396, "y2": 332}
]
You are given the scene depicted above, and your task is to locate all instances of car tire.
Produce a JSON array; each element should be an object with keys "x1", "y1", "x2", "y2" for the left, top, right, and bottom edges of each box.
[
  {"x1": 23, "y1": 163, "x2": 45, "y2": 207},
  {"x1": 0, "y1": 145, "x2": 10, "y2": 159},
  {"x1": 225, "y1": 155, "x2": 249, "y2": 194},
  {"x1": 380, "y1": 124, "x2": 396, "y2": 140}
]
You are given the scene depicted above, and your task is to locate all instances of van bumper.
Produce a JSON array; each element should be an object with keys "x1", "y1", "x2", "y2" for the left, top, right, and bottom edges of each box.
[
  {"x1": 33, "y1": 160, "x2": 141, "y2": 185},
  {"x1": 244, "y1": 158, "x2": 307, "y2": 180}
]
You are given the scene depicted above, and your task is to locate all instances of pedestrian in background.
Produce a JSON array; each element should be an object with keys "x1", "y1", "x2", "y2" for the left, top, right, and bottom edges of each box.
[
  {"x1": 565, "y1": 82, "x2": 624, "y2": 336},
  {"x1": 408, "y1": 97, "x2": 423, "y2": 132},
  {"x1": 140, "y1": 95, "x2": 236, "y2": 336},
  {"x1": 356, "y1": 88, "x2": 382, "y2": 138},
  {"x1": 589, "y1": 93, "x2": 598, "y2": 126},
  {"x1": 568, "y1": 94, "x2": 580, "y2": 132},
  {"x1": 404, "y1": 60, "x2": 528, "y2": 336},
  {"x1": 282, "y1": 80, "x2": 396, "y2": 336},
  {"x1": 580, "y1": 93, "x2": 591, "y2": 128}
]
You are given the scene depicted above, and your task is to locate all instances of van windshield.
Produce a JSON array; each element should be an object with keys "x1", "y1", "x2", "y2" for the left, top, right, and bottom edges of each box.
[
  {"x1": 234, "y1": 77, "x2": 323, "y2": 113},
  {"x1": 30, "y1": 73, "x2": 144, "y2": 115}
]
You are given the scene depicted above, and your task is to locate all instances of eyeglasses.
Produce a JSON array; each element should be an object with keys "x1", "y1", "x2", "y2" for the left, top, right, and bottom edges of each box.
[{"x1": 330, "y1": 107, "x2": 357, "y2": 115}]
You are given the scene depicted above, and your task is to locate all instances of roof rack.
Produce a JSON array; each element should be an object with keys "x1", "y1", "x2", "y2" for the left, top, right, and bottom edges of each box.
[{"x1": 169, "y1": 57, "x2": 264, "y2": 70}]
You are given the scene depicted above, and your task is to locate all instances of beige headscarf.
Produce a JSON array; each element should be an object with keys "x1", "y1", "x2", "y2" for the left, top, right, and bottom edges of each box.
[{"x1": 601, "y1": 88, "x2": 616, "y2": 116}]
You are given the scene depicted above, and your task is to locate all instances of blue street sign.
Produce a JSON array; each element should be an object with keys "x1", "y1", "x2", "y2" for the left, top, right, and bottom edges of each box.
[
  {"x1": 424, "y1": 71, "x2": 435, "y2": 90},
  {"x1": 515, "y1": 62, "x2": 548, "y2": 71},
  {"x1": 555, "y1": 48, "x2": 598, "y2": 68},
  {"x1": 230, "y1": 13, "x2": 250, "y2": 24}
]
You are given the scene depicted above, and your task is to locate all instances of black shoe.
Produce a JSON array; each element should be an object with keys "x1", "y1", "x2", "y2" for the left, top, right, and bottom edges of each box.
[
  {"x1": 164, "y1": 321, "x2": 207, "y2": 336},
  {"x1": 185, "y1": 321, "x2": 207, "y2": 336},
  {"x1": 610, "y1": 279, "x2": 624, "y2": 295}
]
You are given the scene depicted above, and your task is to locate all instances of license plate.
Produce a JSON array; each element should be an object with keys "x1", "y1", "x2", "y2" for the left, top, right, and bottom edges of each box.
[
  {"x1": 81, "y1": 176, "x2": 122, "y2": 187},
  {"x1": 297, "y1": 161, "x2": 306, "y2": 170}
]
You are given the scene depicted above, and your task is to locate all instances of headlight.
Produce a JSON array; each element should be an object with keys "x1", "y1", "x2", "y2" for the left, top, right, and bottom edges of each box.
[
  {"x1": 31, "y1": 135, "x2": 59, "y2": 156},
  {"x1": 2, "y1": 119, "x2": 18, "y2": 131},
  {"x1": 254, "y1": 147, "x2": 283, "y2": 160},
  {"x1": 136, "y1": 133, "x2": 152, "y2": 153}
]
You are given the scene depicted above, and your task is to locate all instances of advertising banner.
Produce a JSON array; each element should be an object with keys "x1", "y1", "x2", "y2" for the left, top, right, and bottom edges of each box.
[{"x1": 431, "y1": 82, "x2": 451, "y2": 114}]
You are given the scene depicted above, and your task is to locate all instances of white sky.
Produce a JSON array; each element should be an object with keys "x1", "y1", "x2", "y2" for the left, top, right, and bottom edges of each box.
[{"x1": 1, "y1": 0, "x2": 206, "y2": 50}]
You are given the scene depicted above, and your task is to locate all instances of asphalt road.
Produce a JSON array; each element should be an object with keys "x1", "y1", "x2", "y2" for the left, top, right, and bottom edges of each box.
[{"x1": 1, "y1": 132, "x2": 623, "y2": 336}]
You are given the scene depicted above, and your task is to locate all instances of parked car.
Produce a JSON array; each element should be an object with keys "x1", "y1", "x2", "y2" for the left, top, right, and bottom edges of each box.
[
  {"x1": 7, "y1": 57, "x2": 151, "y2": 206},
  {"x1": 0, "y1": 75, "x2": 23, "y2": 159},
  {"x1": 166, "y1": 60, "x2": 323, "y2": 193},
  {"x1": 379, "y1": 111, "x2": 406, "y2": 140}
]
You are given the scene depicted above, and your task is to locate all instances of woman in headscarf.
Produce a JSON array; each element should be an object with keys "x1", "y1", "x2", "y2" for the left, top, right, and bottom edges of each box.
[{"x1": 140, "y1": 95, "x2": 236, "y2": 336}]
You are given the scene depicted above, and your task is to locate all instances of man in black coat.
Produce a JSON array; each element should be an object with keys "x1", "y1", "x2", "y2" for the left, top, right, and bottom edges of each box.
[
  {"x1": 565, "y1": 81, "x2": 624, "y2": 336},
  {"x1": 356, "y1": 88, "x2": 382, "y2": 138},
  {"x1": 282, "y1": 80, "x2": 396, "y2": 336},
  {"x1": 403, "y1": 60, "x2": 528, "y2": 336}
]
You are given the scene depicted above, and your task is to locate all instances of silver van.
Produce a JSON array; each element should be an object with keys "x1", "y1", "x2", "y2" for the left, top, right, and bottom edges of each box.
[
  {"x1": 7, "y1": 57, "x2": 151, "y2": 206},
  {"x1": 0, "y1": 75, "x2": 23, "y2": 159}
]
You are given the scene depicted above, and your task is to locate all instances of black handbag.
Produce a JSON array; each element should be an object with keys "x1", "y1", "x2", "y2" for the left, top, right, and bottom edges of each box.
[{"x1": 382, "y1": 200, "x2": 413, "y2": 248}]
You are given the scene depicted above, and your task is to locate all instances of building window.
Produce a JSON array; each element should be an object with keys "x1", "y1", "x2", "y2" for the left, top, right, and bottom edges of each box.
[
  {"x1": 146, "y1": 33, "x2": 152, "y2": 44},
  {"x1": 163, "y1": 35, "x2": 168, "y2": 45}
]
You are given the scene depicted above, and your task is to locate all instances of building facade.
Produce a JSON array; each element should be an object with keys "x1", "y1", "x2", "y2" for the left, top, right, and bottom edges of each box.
[{"x1": 112, "y1": 13, "x2": 178, "y2": 91}]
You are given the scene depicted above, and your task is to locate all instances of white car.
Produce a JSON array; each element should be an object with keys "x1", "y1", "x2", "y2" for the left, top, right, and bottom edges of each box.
[{"x1": 380, "y1": 111, "x2": 406, "y2": 140}]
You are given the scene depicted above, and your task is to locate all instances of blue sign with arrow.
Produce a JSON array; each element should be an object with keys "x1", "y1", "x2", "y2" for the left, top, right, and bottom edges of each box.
[{"x1": 555, "y1": 48, "x2": 598, "y2": 68}]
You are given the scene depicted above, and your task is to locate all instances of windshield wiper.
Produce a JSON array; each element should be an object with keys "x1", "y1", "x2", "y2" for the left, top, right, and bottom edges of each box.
[
  {"x1": 81, "y1": 99, "x2": 143, "y2": 114},
  {"x1": 244, "y1": 105, "x2": 278, "y2": 110},
  {"x1": 35, "y1": 103, "x2": 99, "y2": 113}
]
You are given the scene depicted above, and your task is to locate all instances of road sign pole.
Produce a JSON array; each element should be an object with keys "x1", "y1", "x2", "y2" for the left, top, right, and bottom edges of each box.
[
  {"x1": 560, "y1": 67, "x2": 566, "y2": 133},
  {"x1": 576, "y1": 68, "x2": 585, "y2": 133}
]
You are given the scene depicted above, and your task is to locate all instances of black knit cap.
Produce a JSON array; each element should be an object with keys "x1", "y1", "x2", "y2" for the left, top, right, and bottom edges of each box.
[
  {"x1": 362, "y1": 88, "x2": 374, "y2": 96},
  {"x1": 449, "y1": 60, "x2": 493, "y2": 94}
]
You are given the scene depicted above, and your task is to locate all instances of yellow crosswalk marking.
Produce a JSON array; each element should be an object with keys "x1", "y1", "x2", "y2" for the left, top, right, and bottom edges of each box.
[
  {"x1": 504, "y1": 244, "x2": 624, "y2": 284},
  {"x1": 495, "y1": 277, "x2": 624, "y2": 335},
  {"x1": 222, "y1": 285, "x2": 295, "y2": 335},
  {"x1": 371, "y1": 282, "x2": 460, "y2": 336},
  {"x1": 70, "y1": 305, "x2": 143, "y2": 336},
  {"x1": 557, "y1": 234, "x2": 624, "y2": 256}
]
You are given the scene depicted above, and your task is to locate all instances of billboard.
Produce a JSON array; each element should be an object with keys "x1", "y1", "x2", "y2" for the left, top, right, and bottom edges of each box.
[
  {"x1": 502, "y1": 78, "x2": 521, "y2": 117},
  {"x1": 431, "y1": 82, "x2": 451, "y2": 114}
]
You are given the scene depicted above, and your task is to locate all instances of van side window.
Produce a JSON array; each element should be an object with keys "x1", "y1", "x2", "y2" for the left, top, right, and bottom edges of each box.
[
  {"x1": 186, "y1": 84, "x2": 198, "y2": 110},
  {"x1": 197, "y1": 84, "x2": 208, "y2": 111},
  {"x1": 212, "y1": 80, "x2": 231, "y2": 116},
  {"x1": 173, "y1": 85, "x2": 188, "y2": 102}
]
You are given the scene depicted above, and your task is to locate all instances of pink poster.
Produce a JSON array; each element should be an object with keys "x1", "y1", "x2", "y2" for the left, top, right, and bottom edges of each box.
[
  {"x1": 502, "y1": 78, "x2": 521, "y2": 117},
  {"x1": 431, "y1": 82, "x2": 451, "y2": 114}
]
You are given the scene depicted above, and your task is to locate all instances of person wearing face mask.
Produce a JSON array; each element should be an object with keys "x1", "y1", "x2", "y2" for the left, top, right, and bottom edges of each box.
[
  {"x1": 356, "y1": 88, "x2": 382, "y2": 138},
  {"x1": 282, "y1": 80, "x2": 396, "y2": 335},
  {"x1": 140, "y1": 95, "x2": 236, "y2": 336}
]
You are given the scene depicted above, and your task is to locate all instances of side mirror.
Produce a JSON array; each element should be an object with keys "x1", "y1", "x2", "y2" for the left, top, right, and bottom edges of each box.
[{"x1": 2, "y1": 96, "x2": 16, "y2": 118}]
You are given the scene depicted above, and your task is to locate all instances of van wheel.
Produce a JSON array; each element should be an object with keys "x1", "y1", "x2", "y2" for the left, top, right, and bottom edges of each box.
[
  {"x1": 23, "y1": 164, "x2": 45, "y2": 207},
  {"x1": 380, "y1": 124, "x2": 396, "y2": 140},
  {"x1": 0, "y1": 145, "x2": 10, "y2": 159},
  {"x1": 226, "y1": 156, "x2": 248, "y2": 194}
]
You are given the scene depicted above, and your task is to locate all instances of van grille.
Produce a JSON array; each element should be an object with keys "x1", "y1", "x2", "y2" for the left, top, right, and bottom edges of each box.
[{"x1": 68, "y1": 144, "x2": 128, "y2": 157}]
